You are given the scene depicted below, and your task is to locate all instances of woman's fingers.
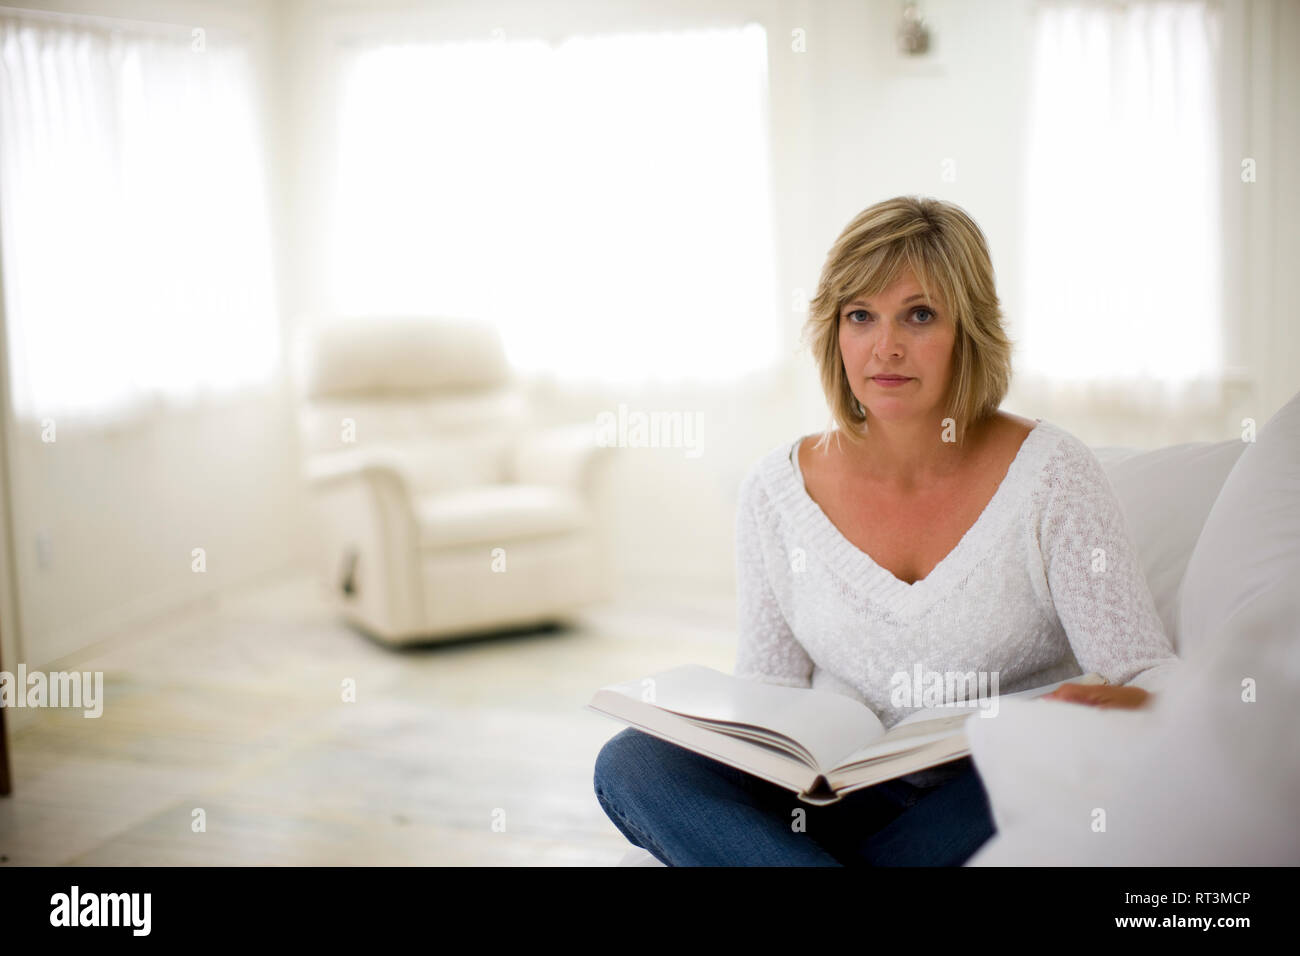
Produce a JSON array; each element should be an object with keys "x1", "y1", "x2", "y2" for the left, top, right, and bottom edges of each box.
[{"x1": 1040, "y1": 683, "x2": 1150, "y2": 709}]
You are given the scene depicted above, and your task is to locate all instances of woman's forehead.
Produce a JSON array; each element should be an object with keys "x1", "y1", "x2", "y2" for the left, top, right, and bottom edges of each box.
[{"x1": 847, "y1": 268, "x2": 944, "y2": 304}]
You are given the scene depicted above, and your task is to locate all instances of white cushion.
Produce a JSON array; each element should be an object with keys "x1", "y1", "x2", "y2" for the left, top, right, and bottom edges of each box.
[
  {"x1": 300, "y1": 315, "x2": 510, "y2": 397},
  {"x1": 299, "y1": 391, "x2": 527, "y2": 448},
  {"x1": 390, "y1": 442, "x2": 507, "y2": 497},
  {"x1": 1178, "y1": 392, "x2": 1300, "y2": 659},
  {"x1": 1095, "y1": 438, "x2": 1246, "y2": 652},
  {"x1": 415, "y1": 484, "x2": 591, "y2": 549},
  {"x1": 964, "y1": 697, "x2": 1156, "y2": 840}
]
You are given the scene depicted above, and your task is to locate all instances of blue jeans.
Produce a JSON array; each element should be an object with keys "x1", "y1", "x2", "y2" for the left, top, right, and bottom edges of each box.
[{"x1": 593, "y1": 727, "x2": 996, "y2": 866}]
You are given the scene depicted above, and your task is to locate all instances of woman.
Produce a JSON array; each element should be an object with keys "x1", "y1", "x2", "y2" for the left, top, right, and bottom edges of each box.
[{"x1": 593, "y1": 196, "x2": 1180, "y2": 866}]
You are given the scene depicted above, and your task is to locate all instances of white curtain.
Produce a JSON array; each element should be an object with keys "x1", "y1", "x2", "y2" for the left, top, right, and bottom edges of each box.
[
  {"x1": 327, "y1": 23, "x2": 782, "y2": 388},
  {"x1": 1020, "y1": 0, "x2": 1223, "y2": 406},
  {"x1": 0, "y1": 13, "x2": 278, "y2": 426}
]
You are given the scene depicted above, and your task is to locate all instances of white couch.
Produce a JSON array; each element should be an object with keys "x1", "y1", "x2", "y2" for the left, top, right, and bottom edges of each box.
[
  {"x1": 296, "y1": 315, "x2": 614, "y2": 645},
  {"x1": 616, "y1": 398, "x2": 1299, "y2": 865},
  {"x1": 966, "y1": 391, "x2": 1300, "y2": 866}
]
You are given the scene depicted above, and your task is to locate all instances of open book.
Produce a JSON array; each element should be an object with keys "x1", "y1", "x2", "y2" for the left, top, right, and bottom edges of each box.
[{"x1": 586, "y1": 665, "x2": 1107, "y2": 805}]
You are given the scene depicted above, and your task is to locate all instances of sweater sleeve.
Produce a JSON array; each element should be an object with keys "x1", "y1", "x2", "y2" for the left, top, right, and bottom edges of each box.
[
  {"x1": 1038, "y1": 434, "x2": 1182, "y2": 694},
  {"x1": 732, "y1": 469, "x2": 814, "y2": 688}
]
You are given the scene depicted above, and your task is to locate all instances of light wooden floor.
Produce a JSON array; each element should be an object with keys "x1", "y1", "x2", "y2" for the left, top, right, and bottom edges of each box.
[{"x1": 0, "y1": 570, "x2": 737, "y2": 865}]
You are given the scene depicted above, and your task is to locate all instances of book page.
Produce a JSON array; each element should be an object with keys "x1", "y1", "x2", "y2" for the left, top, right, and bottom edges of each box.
[
  {"x1": 586, "y1": 696, "x2": 822, "y2": 798},
  {"x1": 597, "y1": 664, "x2": 887, "y2": 770},
  {"x1": 832, "y1": 672, "x2": 1107, "y2": 769},
  {"x1": 889, "y1": 672, "x2": 1106, "y2": 730}
]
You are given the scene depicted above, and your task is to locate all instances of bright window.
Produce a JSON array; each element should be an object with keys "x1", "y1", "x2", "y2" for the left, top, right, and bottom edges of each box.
[
  {"x1": 327, "y1": 24, "x2": 782, "y2": 387},
  {"x1": 1020, "y1": 1, "x2": 1223, "y2": 394},
  {"x1": 0, "y1": 14, "x2": 278, "y2": 425}
]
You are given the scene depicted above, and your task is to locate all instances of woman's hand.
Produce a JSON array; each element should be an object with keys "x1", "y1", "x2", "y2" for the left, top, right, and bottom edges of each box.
[{"x1": 1039, "y1": 683, "x2": 1151, "y2": 710}]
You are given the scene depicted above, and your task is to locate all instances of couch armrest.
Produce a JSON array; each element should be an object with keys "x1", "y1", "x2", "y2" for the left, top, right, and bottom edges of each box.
[{"x1": 507, "y1": 423, "x2": 616, "y2": 498}]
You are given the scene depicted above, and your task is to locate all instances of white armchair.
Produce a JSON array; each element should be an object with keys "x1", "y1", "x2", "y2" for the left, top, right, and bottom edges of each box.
[{"x1": 296, "y1": 315, "x2": 614, "y2": 645}]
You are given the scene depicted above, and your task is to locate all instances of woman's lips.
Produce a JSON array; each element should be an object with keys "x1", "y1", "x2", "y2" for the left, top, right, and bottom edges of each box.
[{"x1": 872, "y1": 376, "x2": 912, "y2": 386}]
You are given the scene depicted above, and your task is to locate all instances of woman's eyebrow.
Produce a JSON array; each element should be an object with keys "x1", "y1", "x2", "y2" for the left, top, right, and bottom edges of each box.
[{"x1": 844, "y1": 293, "x2": 928, "y2": 308}]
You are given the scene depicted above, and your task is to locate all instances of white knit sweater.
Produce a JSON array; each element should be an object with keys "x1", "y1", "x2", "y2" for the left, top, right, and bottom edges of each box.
[{"x1": 732, "y1": 419, "x2": 1182, "y2": 787}]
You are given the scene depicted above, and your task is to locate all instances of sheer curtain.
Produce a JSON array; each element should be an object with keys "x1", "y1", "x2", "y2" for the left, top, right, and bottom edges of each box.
[
  {"x1": 326, "y1": 23, "x2": 781, "y2": 388},
  {"x1": 1020, "y1": 0, "x2": 1224, "y2": 408},
  {"x1": 0, "y1": 12, "x2": 278, "y2": 426}
]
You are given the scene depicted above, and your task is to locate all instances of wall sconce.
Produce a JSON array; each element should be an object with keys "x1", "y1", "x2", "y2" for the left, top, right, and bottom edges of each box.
[{"x1": 896, "y1": 1, "x2": 931, "y2": 56}]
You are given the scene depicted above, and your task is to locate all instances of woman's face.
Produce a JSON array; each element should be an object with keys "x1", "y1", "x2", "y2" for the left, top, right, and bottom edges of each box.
[{"x1": 838, "y1": 267, "x2": 955, "y2": 427}]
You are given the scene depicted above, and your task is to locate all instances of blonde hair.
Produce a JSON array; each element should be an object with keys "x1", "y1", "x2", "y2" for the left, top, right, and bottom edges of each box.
[{"x1": 801, "y1": 196, "x2": 1013, "y2": 451}]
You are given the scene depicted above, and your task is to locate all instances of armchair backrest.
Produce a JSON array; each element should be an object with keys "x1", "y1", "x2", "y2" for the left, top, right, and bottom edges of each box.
[{"x1": 295, "y1": 316, "x2": 526, "y2": 496}]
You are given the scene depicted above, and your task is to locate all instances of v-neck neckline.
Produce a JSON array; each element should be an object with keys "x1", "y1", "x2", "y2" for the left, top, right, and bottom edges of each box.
[{"x1": 780, "y1": 418, "x2": 1052, "y2": 617}]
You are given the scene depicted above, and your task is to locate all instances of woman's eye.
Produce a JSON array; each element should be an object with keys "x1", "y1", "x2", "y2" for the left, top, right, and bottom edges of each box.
[{"x1": 844, "y1": 308, "x2": 935, "y2": 324}]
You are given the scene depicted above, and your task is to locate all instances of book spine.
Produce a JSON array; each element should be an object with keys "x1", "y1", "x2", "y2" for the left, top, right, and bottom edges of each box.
[{"x1": 798, "y1": 775, "x2": 842, "y2": 806}]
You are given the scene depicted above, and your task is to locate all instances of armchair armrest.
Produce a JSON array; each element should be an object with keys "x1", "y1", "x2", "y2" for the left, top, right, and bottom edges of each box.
[
  {"x1": 301, "y1": 447, "x2": 423, "y2": 639},
  {"x1": 507, "y1": 423, "x2": 616, "y2": 498},
  {"x1": 303, "y1": 447, "x2": 410, "y2": 491}
]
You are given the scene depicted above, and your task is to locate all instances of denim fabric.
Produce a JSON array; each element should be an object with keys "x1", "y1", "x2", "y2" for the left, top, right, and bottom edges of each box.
[{"x1": 594, "y1": 727, "x2": 996, "y2": 866}]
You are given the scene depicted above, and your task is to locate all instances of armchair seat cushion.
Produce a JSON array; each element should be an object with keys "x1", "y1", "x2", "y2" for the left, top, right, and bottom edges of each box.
[{"x1": 414, "y1": 484, "x2": 592, "y2": 550}]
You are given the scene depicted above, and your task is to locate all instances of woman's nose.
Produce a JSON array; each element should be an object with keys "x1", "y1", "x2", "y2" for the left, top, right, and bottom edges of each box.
[{"x1": 874, "y1": 323, "x2": 901, "y2": 357}]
